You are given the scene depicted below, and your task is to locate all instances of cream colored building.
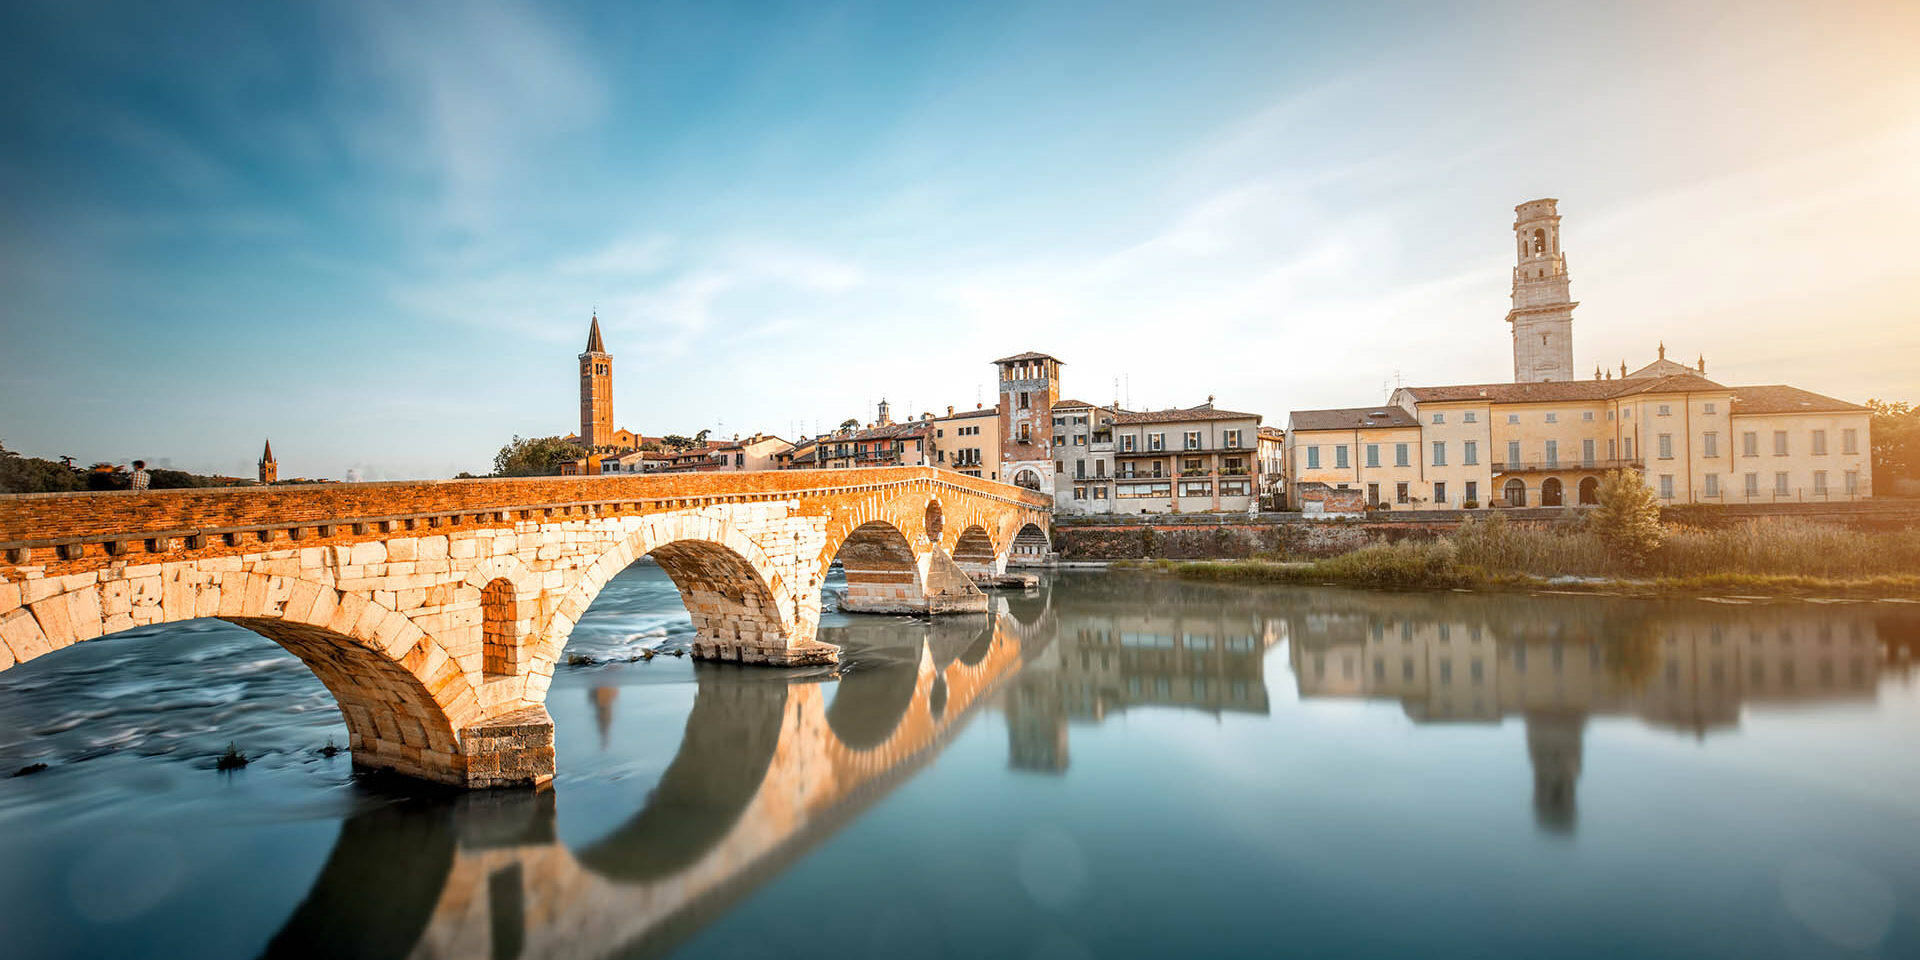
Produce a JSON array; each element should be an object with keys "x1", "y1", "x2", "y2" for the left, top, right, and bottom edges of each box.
[
  {"x1": 1286, "y1": 198, "x2": 1874, "y2": 507},
  {"x1": 930, "y1": 403, "x2": 1001, "y2": 481},
  {"x1": 1104, "y1": 402, "x2": 1263, "y2": 515}
]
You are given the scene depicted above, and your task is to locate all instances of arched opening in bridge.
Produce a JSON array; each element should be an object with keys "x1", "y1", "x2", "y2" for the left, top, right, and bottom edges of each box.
[
  {"x1": 643, "y1": 540, "x2": 794, "y2": 661},
  {"x1": 0, "y1": 605, "x2": 470, "y2": 787},
  {"x1": 481, "y1": 577, "x2": 521, "y2": 676},
  {"x1": 1540, "y1": 478, "x2": 1564, "y2": 507},
  {"x1": 831, "y1": 521, "x2": 927, "y2": 615},
  {"x1": 951, "y1": 524, "x2": 998, "y2": 578},
  {"x1": 1578, "y1": 477, "x2": 1600, "y2": 505},
  {"x1": 1009, "y1": 522, "x2": 1051, "y2": 566}
]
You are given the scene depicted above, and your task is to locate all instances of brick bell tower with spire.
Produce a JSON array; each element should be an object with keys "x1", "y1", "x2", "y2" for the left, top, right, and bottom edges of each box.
[
  {"x1": 579, "y1": 313, "x2": 614, "y2": 450},
  {"x1": 258, "y1": 439, "x2": 277, "y2": 484}
]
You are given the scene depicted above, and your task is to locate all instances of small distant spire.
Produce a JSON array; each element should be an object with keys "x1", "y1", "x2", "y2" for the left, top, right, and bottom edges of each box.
[
  {"x1": 261, "y1": 438, "x2": 275, "y2": 463},
  {"x1": 1697, "y1": 353, "x2": 1706, "y2": 374},
  {"x1": 1657, "y1": 340, "x2": 1666, "y2": 360},
  {"x1": 1620, "y1": 360, "x2": 1628, "y2": 378},
  {"x1": 1594, "y1": 365, "x2": 1602, "y2": 381},
  {"x1": 585, "y1": 313, "x2": 606, "y2": 354}
]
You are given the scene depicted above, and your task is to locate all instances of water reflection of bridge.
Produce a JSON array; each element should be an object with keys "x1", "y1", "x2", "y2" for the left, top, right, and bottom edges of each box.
[
  {"x1": 264, "y1": 610, "x2": 1025, "y2": 960},
  {"x1": 1284, "y1": 590, "x2": 1905, "y2": 832}
]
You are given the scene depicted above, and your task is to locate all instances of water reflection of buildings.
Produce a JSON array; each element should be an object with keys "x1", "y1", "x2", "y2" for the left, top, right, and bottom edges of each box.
[
  {"x1": 1287, "y1": 592, "x2": 1895, "y2": 832},
  {"x1": 1004, "y1": 576, "x2": 1285, "y2": 773},
  {"x1": 264, "y1": 613, "x2": 1026, "y2": 960}
]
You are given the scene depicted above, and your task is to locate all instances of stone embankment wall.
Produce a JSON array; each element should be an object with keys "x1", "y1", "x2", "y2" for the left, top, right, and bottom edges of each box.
[{"x1": 1054, "y1": 500, "x2": 1920, "y2": 561}]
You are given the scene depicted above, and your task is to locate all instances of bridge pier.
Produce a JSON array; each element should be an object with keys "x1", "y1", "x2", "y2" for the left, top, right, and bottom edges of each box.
[
  {"x1": 459, "y1": 705, "x2": 556, "y2": 789},
  {"x1": 839, "y1": 549, "x2": 987, "y2": 616}
]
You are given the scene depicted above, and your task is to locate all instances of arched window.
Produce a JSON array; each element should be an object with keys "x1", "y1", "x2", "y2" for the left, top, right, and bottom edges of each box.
[
  {"x1": 1540, "y1": 477, "x2": 1564, "y2": 507},
  {"x1": 1532, "y1": 228, "x2": 1546, "y2": 256},
  {"x1": 1503, "y1": 478, "x2": 1527, "y2": 507}
]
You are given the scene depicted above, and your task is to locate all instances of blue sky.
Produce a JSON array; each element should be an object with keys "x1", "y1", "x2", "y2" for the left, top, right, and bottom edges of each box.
[{"x1": 2, "y1": 0, "x2": 1916, "y2": 480}]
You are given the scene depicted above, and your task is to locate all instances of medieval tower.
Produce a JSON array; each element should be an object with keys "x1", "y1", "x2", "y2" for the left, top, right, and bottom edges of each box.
[
  {"x1": 995, "y1": 351, "x2": 1062, "y2": 492},
  {"x1": 1507, "y1": 198, "x2": 1577, "y2": 382},
  {"x1": 257, "y1": 439, "x2": 277, "y2": 484},
  {"x1": 579, "y1": 314, "x2": 614, "y2": 449}
]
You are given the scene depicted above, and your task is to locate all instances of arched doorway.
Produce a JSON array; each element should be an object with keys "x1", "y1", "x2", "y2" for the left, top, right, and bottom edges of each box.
[
  {"x1": 1578, "y1": 477, "x2": 1600, "y2": 505},
  {"x1": 1503, "y1": 478, "x2": 1527, "y2": 507},
  {"x1": 1013, "y1": 469, "x2": 1044, "y2": 492},
  {"x1": 1540, "y1": 477, "x2": 1564, "y2": 507}
]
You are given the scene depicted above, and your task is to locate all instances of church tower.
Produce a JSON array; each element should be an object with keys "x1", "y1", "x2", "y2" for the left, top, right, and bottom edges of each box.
[
  {"x1": 1507, "y1": 198, "x2": 1577, "y2": 382},
  {"x1": 258, "y1": 439, "x2": 277, "y2": 485},
  {"x1": 579, "y1": 314, "x2": 613, "y2": 449}
]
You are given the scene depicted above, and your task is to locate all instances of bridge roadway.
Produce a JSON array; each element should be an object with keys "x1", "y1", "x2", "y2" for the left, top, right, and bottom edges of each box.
[{"x1": 0, "y1": 466, "x2": 1052, "y2": 787}]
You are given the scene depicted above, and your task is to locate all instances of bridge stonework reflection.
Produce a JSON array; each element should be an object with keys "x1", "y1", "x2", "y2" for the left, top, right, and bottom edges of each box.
[
  {"x1": 267, "y1": 614, "x2": 1028, "y2": 960},
  {"x1": 0, "y1": 468, "x2": 1050, "y2": 787}
]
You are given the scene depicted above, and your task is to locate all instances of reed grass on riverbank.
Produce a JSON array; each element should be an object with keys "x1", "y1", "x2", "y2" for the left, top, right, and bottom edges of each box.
[{"x1": 1118, "y1": 515, "x2": 1920, "y2": 597}]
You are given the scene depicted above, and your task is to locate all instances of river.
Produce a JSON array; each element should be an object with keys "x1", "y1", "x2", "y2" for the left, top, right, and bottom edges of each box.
[{"x1": 2, "y1": 567, "x2": 1917, "y2": 959}]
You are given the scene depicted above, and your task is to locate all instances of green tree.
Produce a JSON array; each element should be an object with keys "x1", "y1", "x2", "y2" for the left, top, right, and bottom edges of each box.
[
  {"x1": 0, "y1": 443, "x2": 85, "y2": 493},
  {"x1": 1867, "y1": 399, "x2": 1918, "y2": 493},
  {"x1": 693, "y1": 428, "x2": 711, "y2": 444},
  {"x1": 1586, "y1": 469, "x2": 1665, "y2": 570},
  {"x1": 661, "y1": 434, "x2": 695, "y2": 451},
  {"x1": 492, "y1": 435, "x2": 580, "y2": 477}
]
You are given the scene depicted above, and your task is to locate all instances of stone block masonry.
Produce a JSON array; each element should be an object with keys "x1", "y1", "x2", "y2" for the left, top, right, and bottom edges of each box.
[{"x1": 0, "y1": 467, "x2": 1050, "y2": 788}]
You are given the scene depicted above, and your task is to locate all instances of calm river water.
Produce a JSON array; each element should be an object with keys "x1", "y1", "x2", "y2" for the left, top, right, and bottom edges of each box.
[{"x1": 2, "y1": 567, "x2": 1918, "y2": 959}]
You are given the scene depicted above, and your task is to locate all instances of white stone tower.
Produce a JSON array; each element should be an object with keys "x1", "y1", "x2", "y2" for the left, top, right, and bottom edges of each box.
[{"x1": 1507, "y1": 198, "x2": 1577, "y2": 382}]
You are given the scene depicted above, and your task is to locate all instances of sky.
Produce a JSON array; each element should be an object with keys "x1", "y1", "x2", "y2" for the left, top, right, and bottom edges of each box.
[{"x1": 1, "y1": 0, "x2": 1916, "y2": 481}]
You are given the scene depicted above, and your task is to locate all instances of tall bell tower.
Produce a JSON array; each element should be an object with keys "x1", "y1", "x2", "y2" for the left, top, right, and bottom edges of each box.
[
  {"x1": 1507, "y1": 198, "x2": 1577, "y2": 382},
  {"x1": 995, "y1": 351, "x2": 1062, "y2": 494},
  {"x1": 579, "y1": 314, "x2": 613, "y2": 449}
]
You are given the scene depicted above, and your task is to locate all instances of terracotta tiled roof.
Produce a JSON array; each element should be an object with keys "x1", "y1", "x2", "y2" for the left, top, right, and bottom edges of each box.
[
  {"x1": 1052, "y1": 398, "x2": 1097, "y2": 409},
  {"x1": 1289, "y1": 406, "x2": 1419, "y2": 431},
  {"x1": 1399, "y1": 373, "x2": 1725, "y2": 404},
  {"x1": 1729, "y1": 385, "x2": 1867, "y2": 415},
  {"x1": 1112, "y1": 403, "x2": 1260, "y2": 425},
  {"x1": 1257, "y1": 426, "x2": 1286, "y2": 440},
  {"x1": 993, "y1": 351, "x2": 1064, "y2": 364}
]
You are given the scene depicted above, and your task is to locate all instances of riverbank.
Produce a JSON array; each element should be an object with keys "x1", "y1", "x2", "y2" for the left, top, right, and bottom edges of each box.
[{"x1": 1106, "y1": 516, "x2": 1920, "y2": 599}]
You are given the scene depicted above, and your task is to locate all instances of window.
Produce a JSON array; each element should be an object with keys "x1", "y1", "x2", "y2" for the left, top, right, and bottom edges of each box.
[
  {"x1": 1625, "y1": 436, "x2": 1634, "y2": 459},
  {"x1": 1223, "y1": 430, "x2": 1242, "y2": 448},
  {"x1": 1336, "y1": 446, "x2": 1350, "y2": 469},
  {"x1": 1179, "y1": 480, "x2": 1212, "y2": 497},
  {"x1": 1093, "y1": 486, "x2": 1108, "y2": 499},
  {"x1": 1433, "y1": 481, "x2": 1447, "y2": 504},
  {"x1": 1659, "y1": 474, "x2": 1674, "y2": 499},
  {"x1": 1464, "y1": 411, "x2": 1478, "y2": 423},
  {"x1": 1073, "y1": 486, "x2": 1087, "y2": 500},
  {"x1": 1507, "y1": 440, "x2": 1521, "y2": 465},
  {"x1": 1812, "y1": 430, "x2": 1828, "y2": 456},
  {"x1": 1019, "y1": 391, "x2": 1030, "y2": 409},
  {"x1": 1053, "y1": 416, "x2": 1065, "y2": 426},
  {"x1": 1845, "y1": 470, "x2": 1860, "y2": 495},
  {"x1": 1306, "y1": 446, "x2": 1320, "y2": 469},
  {"x1": 1843, "y1": 428, "x2": 1859, "y2": 455},
  {"x1": 1703, "y1": 432, "x2": 1719, "y2": 458},
  {"x1": 1463, "y1": 440, "x2": 1478, "y2": 465},
  {"x1": 1657, "y1": 404, "x2": 1671, "y2": 417},
  {"x1": 1220, "y1": 479, "x2": 1251, "y2": 496},
  {"x1": 1184, "y1": 431, "x2": 1202, "y2": 450},
  {"x1": 1395, "y1": 444, "x2": 1409, "y2": 467},
  {"x1": 1396, "y1": 482, "x2": 1410, "y2": 504},
  {"x1": 1120, "y1": 434, "x2": 1135, "y2": 452},
  {"x1": 1582, "y1": 411, "x2": 1594, "y2": 422},
  {"x1": 1432, "y1": 413, "x2": 1445, "y2": 424},
  {"x1": 1507, "y1": 414, "x2": 1520, "y2": 425},
  {"x1": 1745, "y1": 473, "x2": 1759, "y2": 497},
  {"x1": 1018, "y1": 423, "x2": 1031, "y2": 442},
  {"x1": 1775, "y1": 472, "x2": 1789, "y2": 496},
  {"x1": 1545, "y1": 412, "x2": 1558, "y2": 423},
  {"x1": 1073, "y1": 435, "x2": 1086, "y2": 445},
  {"x1": 1053, "y1": 435, "x2": 1064, "y2": 446},
  {"x1": 1432, "y1": 442, "x2": 1446, "y2": 466},
  {"x1": 1366, "y1": 444, "x2": 1380, "y2": 468},
  {"x1": 1582, "y1": 438, "x2": 1595, "y2": 464},
  {"x1": 1704, "y1": 402, "x2": 1717, "y2": 414},
  {"x1": 1367, "y1": 482, "x2": 1380, "y2": 505},
  {"x1": 1743, "y1": 432, "x2": 1759, "y2": 457},
  {"x1": 1075, "y1": 459, "x2": 1086, "y2": 479},
  {"x1": 1774, "y1": 431, "x2": 1788, "y2": 456},
  {"x1": 1545, "y1": 440, "x2": 1558, "y2": 465},
  {"x1": 1705, "y1": 474, "x2": 1720, "y2": 498},
  {"x1": 1465, "y1": 480, "x2": 1478, "y2": 503},
  {"x1": 1148, "y1": 433, "x2": 1165, "y2": 451},
  {"x1": 1116, "y1": 482, "x2": 1172, "y2": 499},
  {"x1": 1182, "y1": 457, "x2": 1203, "y2": 474},
  {"x1": 1813, "y1": 471, "x2": 1828, "y2": 495},
  {"x1": 1657, "y1": 434, "x2": 1673, "y2": 459},
  {"x1": 1096, "y1": 460, "x2": 1107, "y2": 478}
]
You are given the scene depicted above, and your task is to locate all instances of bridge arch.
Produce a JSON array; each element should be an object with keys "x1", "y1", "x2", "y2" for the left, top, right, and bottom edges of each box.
[{"x1": 0, "y1": 573, "x2": 482, "y2": 785}]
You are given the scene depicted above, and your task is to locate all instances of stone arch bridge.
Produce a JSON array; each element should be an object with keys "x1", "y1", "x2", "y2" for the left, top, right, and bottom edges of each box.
[{"x1": 0, "y1": 467, "x2": 1050, "y2": 788}]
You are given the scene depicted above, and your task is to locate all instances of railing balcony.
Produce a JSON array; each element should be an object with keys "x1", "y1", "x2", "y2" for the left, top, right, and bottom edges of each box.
[
  {"x1": 1493, "y1": 458, "x2": 1643, "y2": 474},
  {"x1": 1179, "y1": 468, "x2": 1207, "y2": 477},
  {"x1": 1219, "y1": 467, "x2": 1251, "y2": 476}
]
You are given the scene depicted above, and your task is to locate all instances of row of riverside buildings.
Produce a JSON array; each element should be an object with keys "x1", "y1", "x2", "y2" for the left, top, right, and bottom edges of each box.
[{"x1": 556, "y1": 198, "x2": 1875, "y2": 514}]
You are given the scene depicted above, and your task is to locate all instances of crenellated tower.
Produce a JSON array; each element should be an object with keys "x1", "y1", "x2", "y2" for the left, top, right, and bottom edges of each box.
[
  {"x1": 995, "y1": 351, "x2": 1062, "y2": 493},
  {"x1": 579, "y1": 314, "x2": 613, "y2": 449},
  {"x1": 1507, "y1": 198, "x2": 1577, "y2": 382}
]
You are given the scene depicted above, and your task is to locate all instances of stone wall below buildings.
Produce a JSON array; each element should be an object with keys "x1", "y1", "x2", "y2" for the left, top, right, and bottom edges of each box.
[{"x1": 1053, "y1": 500, "x2": 1920, "y2": 562}]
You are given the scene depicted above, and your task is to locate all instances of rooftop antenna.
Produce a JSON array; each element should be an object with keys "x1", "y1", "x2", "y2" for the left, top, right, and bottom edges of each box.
[{"x1": 1124, "y1": 375, "x2": 1132, "y2": 410}]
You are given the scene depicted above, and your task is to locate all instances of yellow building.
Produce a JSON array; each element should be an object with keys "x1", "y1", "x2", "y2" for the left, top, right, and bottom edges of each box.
[
  {"x1": 930, "y1": 403, "x2": 1001, "y2": 481},
  {"x1": 1285, "y1": 199, "x2": 1874, "y2": 508}
]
